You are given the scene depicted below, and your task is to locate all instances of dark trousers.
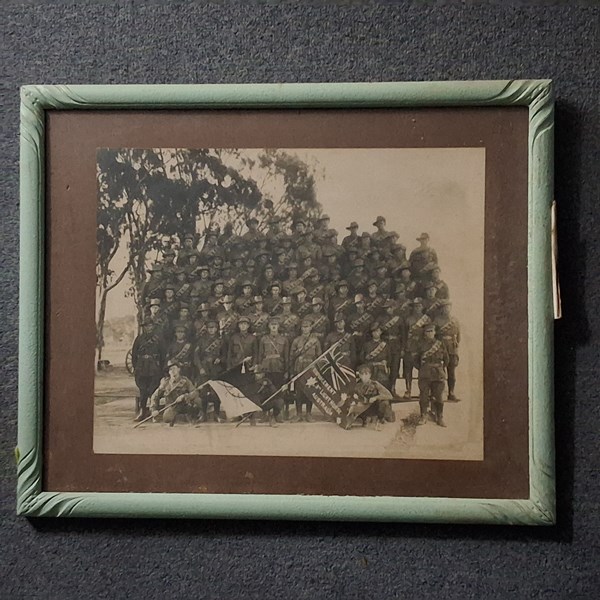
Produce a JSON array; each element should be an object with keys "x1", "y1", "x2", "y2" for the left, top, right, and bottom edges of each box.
[
  {"x1": 447, "y1": 355, "x2": 459, "y2": 393},
  {"x1": 163, "y1": 402, "x2": 200, "y2": 425},
  {"x1": 418, "y1": 379, "x2": 445, "y2": 416},
  {"x1": 135, "y1": 374, "x2": 161, "y2": 412},
  {"x1": 199, "y1": 387, "x2": 221, "y2": 419},
  {"x1": 403, "y1": 355, "x2": 415, "y2": 388},
  {"x1": 389, "y1": 352, "x2": 401, "y2": 392}
]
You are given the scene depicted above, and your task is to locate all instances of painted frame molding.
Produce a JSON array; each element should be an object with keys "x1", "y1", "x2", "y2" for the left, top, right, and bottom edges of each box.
[{"x1": 17, "y1": 81, "x2": 555, "y2": 524}]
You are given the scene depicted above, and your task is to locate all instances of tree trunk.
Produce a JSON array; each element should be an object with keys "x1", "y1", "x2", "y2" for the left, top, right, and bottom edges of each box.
[{"x1": 96, "y1": 287, "x2": 108, "y2": 369}]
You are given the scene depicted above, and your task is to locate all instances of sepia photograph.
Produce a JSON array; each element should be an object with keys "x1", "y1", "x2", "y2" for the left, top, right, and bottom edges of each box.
[{"x1": 93, "y1": 146, "x2": 485, "y2": 460}]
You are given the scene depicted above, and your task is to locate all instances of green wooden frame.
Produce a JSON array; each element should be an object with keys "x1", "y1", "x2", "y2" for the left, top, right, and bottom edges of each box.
[{"x1": 17, "y1": 81, "x2": 555, "y2": 524}]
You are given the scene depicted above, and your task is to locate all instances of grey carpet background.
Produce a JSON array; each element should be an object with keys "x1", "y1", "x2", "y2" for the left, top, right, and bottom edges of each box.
[{"x1": 1, "y1": 1, "x2": 599, "y2": 598}]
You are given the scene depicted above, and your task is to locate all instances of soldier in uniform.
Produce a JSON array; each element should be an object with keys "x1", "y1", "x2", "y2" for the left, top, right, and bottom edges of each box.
[
  {"x1": 422, "y1": 282, "x2": 443, "y2": 316},
  {"x1": 307, "y1": 297, "x2": 329, "y2": 343},
  {"x1": 434, "y1": 300, "x2": 461, "y2": 401},
  {"x1": 342, "y1": 364, "x2": 393, "y2": 430},
  {"x1": 342, "y1": 221, "x2": 360, "y2": 252},
  {"x1": 379, "y1": 299, "x2": 405, "y2": 396},
  {"x1": 265, "y1": 215, "x2": 285, "y2": 249},
  {"x1": 264, "y1": 281, "x2": 284, "y2": 316},
  {"x1": 292, "y1": 287, "x2": 312, "y2": 320},
  {"x1": 404, "y1": 298, "x2": 431, "y2": 399},
  {"x1": 329, "y1": 280, "x2": 353, "y2": 322},
  {"x1": 414, "y1": 322, "x2": 449, "y2": 426},
  {"x1": 131, "y1": 319, "x2": 165, "y2": 421},
  {"x1": 161, "y1": 283, "x2": 180, "y2": 328},
  {"x1": 191, "y1": 265, "x2": 213, "y2": 302},
  {"x1": 289, "y1": 319, "x2": 322, "y2": 422},
  {"x1": 249, "y1": 296, "x2": 270, "y2": 338},
  {"x1": 325, "y1": 313, "x2": 357, "y2": 369},
  {"x1": 313, "y1": 213, "x2": 331, "y2": 245},
  {"x1": 348, "y1": 294, "x2": 374, "y2": 357},
  {"x1": 396, "y1": 266, "x2": 417, "y2": 299},
  {"x1": 362, "y1": 322, "x2": 390, "y2": 386},
  {"x1": 227, "y1": 315, "x2": 258, "y2": 369},
  {"x1": 241, "y1": 217, "x2": 263, "y2": 245},
  {"x1": 142, "y1": 263, "x2": 165, "y2": 305},
  {"x1": 282, "y1": 263, "x2": 304, "y2": 298},
  {"x1": 278, "y1": 297, "x2": 300, "y2": 340},
  {"x1": 193, "y1": 303, "x2": 211, "y2": 340},
  {"x1": 373, "y1": 263, "x2": 393, "y2": 298},
  {"x1": 160, "y1": 248, "x2": 177, "y2": 279},
  {"x1": 364, "y1": 280, "x2": 385, "y2": 317},
  {"x1": 409, "y1": 232, "x2": 438, "y2": 281},
  {"x1": 426, "y1": 263, "x2": 450, "y2": 299},
  {"x1": 148, "y1": 360, "x2": 199, "y2": 427},
  {"x1": 371, "y1": 215, "x2": 389, "y2": 249},
  {"x1": 235, "y1": 280, "x2": 256, "y2": 315},
  {"x1": 194, "y1": 320, "x2": 226, "y2": 422},
  {"x1": 216, "y1": 295, "x2": 239, "y2": 340},
  {"x1": 257, "y1": 317, "x2": 289, "y2": 391},
  {"x1": 165, "y1": 323, "x2": 194, "y2": 379},
  {"x1": 347, "y1": 258, "x2": 369, "y2": 294}
]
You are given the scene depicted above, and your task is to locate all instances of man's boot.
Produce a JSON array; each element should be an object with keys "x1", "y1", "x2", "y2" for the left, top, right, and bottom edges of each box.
[{"x1": 436, "y1": 404, "x2": 446, "y2": 427}]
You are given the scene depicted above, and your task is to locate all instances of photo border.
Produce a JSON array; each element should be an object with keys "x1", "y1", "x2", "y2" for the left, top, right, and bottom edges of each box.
[{"x1": 17, "y1": 81, "x2": 555, "y2": 524}]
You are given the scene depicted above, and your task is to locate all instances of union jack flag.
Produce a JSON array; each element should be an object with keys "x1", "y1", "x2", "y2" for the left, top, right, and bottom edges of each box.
[{"x1": 316, "y1": 345, "x2": 356, "y2": 391}]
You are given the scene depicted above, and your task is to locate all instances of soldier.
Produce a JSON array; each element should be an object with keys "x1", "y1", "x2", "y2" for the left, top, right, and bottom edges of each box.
[
  {"x1": 378, "y1": 299, "x2": 405, "y2": 395},
  {"x1": 257, "y1": 264, "x2": 277, "y2": 297},
  {"x1": 347, "y1": 258, "x2": 369, "y2": 294},
  {"x1": 289, "y1": 319, "x2": 322, "y2": 422},
  {"x1": 208, "y1": 279, "x2": 226, "y2": 313},
  {"x1": 342, "y1": 364, "x2": 393, "y2": 430},
  {"x1": 409, "y1": 232, "x2": 438, "y2": 280},
  {"x1": 216, "y1": 295, "x2": 239, "y2": 340},
  {"x1": 191, "y1": 265, "x2": 213, "y2": 302},
  {"x1": 342, "y1": 221, "x2": 360, "y2": 252},
  {"x1": 184, "y1": 251, "x2": 203, "y2": 278},
  {"x1": 362, "y1": 322, "x2": 390, "y2": 386},
  {"x1": 373, "y1": 264, "x2": 393, "y2": 298},
  {"x1": 142, "y1": 263, "x2": 165, "y2": 304},
  {"x1": 165, "y1": 323, "x2": 194, "y2": 379},
  {"x1": 348, "y1": 294, "x2": 374, "y2": 357},
  {"x1": 227, "y1": 315, "x2": 258, "y2": 369},
  {"x1": 282, "y1": 263, "x2": 304, "y2": 298},
  {"x1": 241, "y1": 216, "x2": 263, "y2": 245},
  {"x1": 264, "y1": 281, "x2": 284, "y2": 316},
  {"x1": 422, "y1": 282, "x2": 443, "y2": 316},
  {"x1": 131, "y1": 319, "x2": 165, "y2": 421},
  {"x1": 396, "y1": 266, "x2": 417, "y2": 299},
  {"x1": 278, "y1": 297, "x2": 300, "y2": 340},
  {"x1": 307, "y1": 297, "x2": 329, "y2": 343},
  {"x1": 194, "y1": 320, "x2": 226, "y2": 422},
  {"x1": 174, "y1": 302, "x2": 194, "y2": 342},
  {"x1": 160, "y1": 248, "x2": 177, "y2": 279},
  {"x1": 199, "y1": 229, "x2": 219, "y2": 260},
  {"x1": 325, "y1": 313, "x2": 357, "y2": 369},
  {"x1": 434, "y1": 300, "x2": 461, "y2": 401},
  {"x1": 235, "y1": 280, "x2": 256, "y2": 315},
  {"x1": 426, "y1": 263, "x2": 450, "y2": 299},
  {"x1": 146, "y1": 298, "x2": 166, "y2": 339},
  {"x1": 193, "y1": 303, "x2": 211, "y2": 340},
  {"x1": 173, "y1": 268, "x2": 192, "y2": 304},
  {"x1": 257, "y1": 317, "x2": 289, "y2": 390},
  {"x1": 273, "y1": 247, "x2": 289, "y2": 279},
  {"x1": 364, "y1": 280, "x2": 385, "y2": 317},
  {"x1": 371, "y1": 215, "x2": 389, "y2": 249},
  {"x1": 414, "y1": 322, "x2": 449, "y2": 427},
  {"x1": 148, "y1": 360, "x2": 199, "y2": 427},
  {"x1": 404, "y1": 298, "x2": 431, "y2": 399},
  {"x1": 293, "y1": 287, "x2": 312, "y2": 320},
  {"x1": 329, "y1": 280, "x2": 353, "y2": 322},
  {"x1": 313, "y1": 213, "x2": 331, "y2": 244},
  {"x1": 246, "y1": 365, "x2": 284, "y2": 426},
  {"x1": 177, "y1": 233, "x2": 196, "y2": 267},
  {"x1": 249, "y1": 296, "x2": 270, "y2": 338},
  {"x1": 305, "y1": 271, "x2": 327, "y2": 308},
  {"x1": 266, "y1": 215, "x2": 285, "y2": 249}
]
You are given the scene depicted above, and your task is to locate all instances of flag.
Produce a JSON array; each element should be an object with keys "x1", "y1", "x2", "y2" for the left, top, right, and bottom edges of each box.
[
  {"x1": 293, "y1": 345, "x2": 357, "y2": 420},
  {"x1": 207, "y1": 363, "x2": 261, "y2": 420}
]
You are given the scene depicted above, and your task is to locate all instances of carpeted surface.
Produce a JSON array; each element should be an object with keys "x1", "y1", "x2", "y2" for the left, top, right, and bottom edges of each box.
[{"x1": 1, "y1": 1, "x2": 599, "y2": 598}]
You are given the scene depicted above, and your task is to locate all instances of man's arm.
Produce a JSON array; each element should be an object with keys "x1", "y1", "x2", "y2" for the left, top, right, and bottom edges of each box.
[{"x1": 373, "y1": 381, "x2": 393, "y2": 400}]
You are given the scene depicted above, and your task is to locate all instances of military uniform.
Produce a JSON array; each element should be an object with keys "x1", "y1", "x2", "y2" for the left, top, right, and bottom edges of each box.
[
  {"x1": 257, "y1": 330, "x2": 289, "y2": 388},
  {"x1": 409, "y1": 234, "x2": 438, "y2": 280},
  {"x1": 362, "y1": 333, "x2": 390, "y2": 386},
  {"x1": 131, "y1": 327, "x2": 165, "y2": 418},
  {"x1": 404, "y1": 304, "x2": 431, "y2": 397},
  {"x1": 379, "y1": 309, "x2": 405, "y2": 393},
  {"x1": 435, "y1": 311, "x2": 461, "y2": 400},
  {"x1": 166, "y1": 337, "x2": 194, "y2": 379},
  {"x1": 227, "y1": 329, "x2": 258, "y2": 369},
  {"x1": 414, "y1": 332, "x2": 449, "y2": 425},
  {"x1": 325, "y1": 330, "x2": 357, "y2": 369},
  {"x1": 149, "y1": 370, "x2": 199, "y2": 426}
]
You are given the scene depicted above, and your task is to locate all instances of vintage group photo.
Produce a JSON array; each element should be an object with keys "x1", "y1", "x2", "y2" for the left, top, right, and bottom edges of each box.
[{"x1": 94, "y1": 146, "x2": 485, "y2": 460}]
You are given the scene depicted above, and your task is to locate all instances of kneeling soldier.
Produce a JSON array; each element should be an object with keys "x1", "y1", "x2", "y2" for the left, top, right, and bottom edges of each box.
[
  {"x1": 148, "y1": 360, "x2": 199, "y2": 427},
  {"x1": 414, "y1": 323, "x2": 450, "y2": 427},
  {"x1": 342, "y1": 364, "x2": 393, "y2": 430},
  {"x1": 246, "y1": 365, "x2": 284, "y2": 426}
]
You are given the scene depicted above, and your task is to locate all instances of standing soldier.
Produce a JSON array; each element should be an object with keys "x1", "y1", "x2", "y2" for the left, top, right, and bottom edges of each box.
[
  {"x1": 191, "y1": 265, "x2": 213, "y2": 303},
  {"x1": 257, "y1": 317, "x2": 289, "y2": 391},
  {"x1": 290, "y1": 319, "x2": 322, "y2": 422},
  {"x1": 325, "y1": 314, "x2": 357, "y2": 369},
  {"x1": 165, "y1": 323, "x2": 195, "y2": 379},
  {"x1": 160, "y1": 248, "x2": 177, "y2": 279},
  {"x1": 241, "y1": 216, "x2": 263, "y2": 245},
  {"x1": 379, "y1": 299, "x2": 405, "y2": 396},
  {"x1": 348, "y1": 294, "x2": 375, "y2": 358},
  {"x1": 307, "y1": 297, "x2": 329, "y2": 343},
  {"x1": 426, "y1": 263, "x2": 450, "y2": 299},
  {"x1": 313, "y1": 213, "x2": 331, "y2": 245},
  {"x1": 264, "y1": 281, "x2": 284, "y2": 316},
  {"x1": 142, "y1": 263, "x2": 165, "y2": 305},
  {"x1": 422, "y1": 282, "x2": 443, "y2": 316},
  {"x1": 265, "y1": 215, "x2": 285, "y2": 249},
  {"x1": 147, "y1": 298, "x2": 166, "y2": 339},
  {"x1": 414, "y1": 322, "x2": 449, "y2": 427},
  {"x1": 293, "y1": 287, "x2": 312, "y2": 320},
  {"x1": 207, "y1": 280, "x2": 226, "y2": 314},
  {"x1": 235, "y1": 280, "x2": 256, "y2": 315},
  {"x1": 131, "y1": 319, "x2": 165, "y2": 421},
  {"x1": 282, "y1": 263, "x2": 304, "y2": 298},
  {"x1": 409, "y1": 232, "x2": 438, "y2": 281},
  {"x1": 249, "y1": 296, "x2": 270, "y2": 338},
  {"x1": 161, "y1": 283, "x2": 180, "y2": 328},
  {"x1": 373, "y1": 264, "x2": 393, "y2": 298},
  {"x1": 434, "y1": 300, "x2": 461, "y2": 402},
  {"x1": 347, "y1": 258, "x2": 369, "y2": 295},
  {"x1": 227, "y1": 316, "x2": 258, "y2": 370},
  {"x1": 278, "y1": 297, "x2": 300, "y2": 340},
  {"x1": 404, "y1": 298, "x2": 431, "y2": 399},
  {"x1": 216, "y1": 295, "x2": 239, "y2": 340},
  {"x1": 194, "y1": 320, "x2": 226, "y2": 422},
  {"x1": 362, "y1": 322, "x2": 390, "y2": 387},
  {"x1": 364, "y1": 280, "x2": 385, "y2": 317},
  {"x1": 371, "y1": 215, "x2": 389, "y2": 249},
  {"x1": 329, "y1": 280, "x2": 354, "y2": 323},
  {"x1": 176, "y1": 233, "x2": 196, "y2": 266},
  {"x1": 193, "y1": 303, "x2": 211, "y2": 340},
  {"x1": 342, "y1": 221, "x2": 360, "y2": 252}
]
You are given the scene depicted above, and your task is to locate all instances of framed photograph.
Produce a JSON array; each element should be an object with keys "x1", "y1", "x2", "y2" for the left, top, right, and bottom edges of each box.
[{"x1": 17, "y1": 81, "x2": 555, "y2": 524}]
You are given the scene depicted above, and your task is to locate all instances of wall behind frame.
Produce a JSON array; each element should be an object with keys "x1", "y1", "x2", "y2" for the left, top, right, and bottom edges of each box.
[{"x1": 1, "y1": 2, "x2": 598, "y2": 599}]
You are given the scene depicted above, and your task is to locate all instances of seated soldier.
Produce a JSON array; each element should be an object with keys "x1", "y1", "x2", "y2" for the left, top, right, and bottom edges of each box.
[
  {"x1": 148, "y1": 360, "x2": 199, "y2": 427},
  {"x1": 245, "y1": 365, "x2": 284, "y2": 426},
  {"x1": 340, "y1": 364, "x2": 393, "y2": 431}
]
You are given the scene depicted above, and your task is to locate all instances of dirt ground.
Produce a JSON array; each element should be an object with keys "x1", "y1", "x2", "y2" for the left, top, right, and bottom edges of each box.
[{"x1": 94, "y1": 366, "x2": 482, "y2": 460}]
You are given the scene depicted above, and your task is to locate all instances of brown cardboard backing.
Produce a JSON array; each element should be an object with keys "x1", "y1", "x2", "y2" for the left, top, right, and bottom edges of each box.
[{"x1": 44, "y1": 107, "x2": 529, "y2": 498}]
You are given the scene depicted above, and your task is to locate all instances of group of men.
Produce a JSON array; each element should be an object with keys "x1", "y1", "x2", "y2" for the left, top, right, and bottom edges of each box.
[{"x1": 130, "y1": 213, "x2": 461, "y2": 428}]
